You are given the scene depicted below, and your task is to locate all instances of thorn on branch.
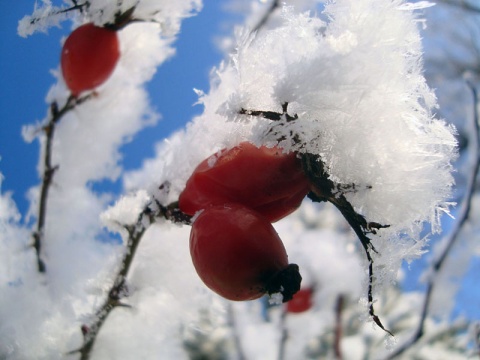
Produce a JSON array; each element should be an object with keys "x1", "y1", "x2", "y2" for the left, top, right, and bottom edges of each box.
[
  {"x1": 31, "y1": 232, "x2": 46, "y2": 273},
  {"x1": 115, "y1": 302, "x2": 133, "y2": 309},
  {"x1": 372, "y1": 315, "x2": 394, "y2": 337},
  {"x1": 367, "y1": 222, "x2": 391, "y2": 235}
]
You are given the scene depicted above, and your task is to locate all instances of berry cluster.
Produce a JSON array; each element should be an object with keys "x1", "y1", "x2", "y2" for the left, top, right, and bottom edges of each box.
[{"x1": 179, "y1": 142, "x2": 311, "y2": 302}]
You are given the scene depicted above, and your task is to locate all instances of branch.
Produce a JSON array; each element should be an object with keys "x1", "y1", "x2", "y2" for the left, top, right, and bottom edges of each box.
[
  {"x1": 68, "y1": 201, "x2": 191, "y2": 360},
  {"x1": 385, "y1": 81, "x2": 479, "y2": 359},
  {"x1": 32, "y1": 94, "x2": 93, "y2": 273}
]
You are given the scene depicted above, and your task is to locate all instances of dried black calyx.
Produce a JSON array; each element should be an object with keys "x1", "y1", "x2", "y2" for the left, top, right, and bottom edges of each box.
[{"x1": 265, "y1": 263, "x2": 302, "y2": 302}]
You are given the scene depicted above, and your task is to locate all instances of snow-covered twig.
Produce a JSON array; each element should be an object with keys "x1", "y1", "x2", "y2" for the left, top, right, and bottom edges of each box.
[
  {"x1": 69, "y1": 201, "x2": 191, "y2": 360},
  {"x1": 32, "y1": 94, "x2": 93, "y2": 273},
  {"x1": 386, "y1": 81, "x2": 479, "y2": 359}
]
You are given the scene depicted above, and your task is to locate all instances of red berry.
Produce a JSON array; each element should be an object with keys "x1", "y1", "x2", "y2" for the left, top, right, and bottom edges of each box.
[
  {"x1": 179, "y1": 142, "x2": 310, "y2": 222},
  {"x1": 286, "y1": 287, "x2": 314, "y2": 313},
  {"x1": 61, "y1": 23, "x2": 120, "y2": 96},
  {"x1": 189, "y1": 204, "x2": 301, "y2": 301}
]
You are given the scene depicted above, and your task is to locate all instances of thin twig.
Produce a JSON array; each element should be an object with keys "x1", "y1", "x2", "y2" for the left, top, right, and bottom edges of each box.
[
  {"x1": 386, "y1": 82, "x2": 479, "y2": 359},
  {"x1": 68, "y1": 201, "x2": 191, "y2": 359},
  {"x1": 334, "y1": 295, "x2": 344, "y2": 360},
  {"x1": 32, "y1": 94, "x2": 93, "y2": 273},
  {"x1": 251, "y1": 0, "x2": 280, "y2": 34}
]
